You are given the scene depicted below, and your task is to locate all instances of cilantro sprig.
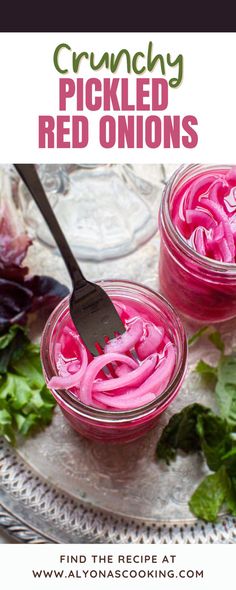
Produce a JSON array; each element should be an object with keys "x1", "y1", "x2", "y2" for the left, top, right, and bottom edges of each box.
[
  {"x1": 0, "y1": 325, "x2": 56, "y2": 445},
  {"x1": 156, "y1": 328, "x2": 236, "y2": 522}
]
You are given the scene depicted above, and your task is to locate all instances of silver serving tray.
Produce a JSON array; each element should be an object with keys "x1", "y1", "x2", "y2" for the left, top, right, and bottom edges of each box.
[{"x1": 1, "y1": 190, "x2": 236, "y2": 544}]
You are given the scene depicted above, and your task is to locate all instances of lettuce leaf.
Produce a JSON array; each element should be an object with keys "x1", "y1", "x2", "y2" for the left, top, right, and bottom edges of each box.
[{"x1": 0, "y1": 325, "x2": 56, "y2": 444}]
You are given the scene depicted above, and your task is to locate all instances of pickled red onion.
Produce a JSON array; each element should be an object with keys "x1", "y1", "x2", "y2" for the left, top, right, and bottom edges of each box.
[
  {"x1": 48, "y1": 346, "x2": 88, "y2": 389},
  {"x1": 185, "y1": 175, "x2": 216, "y2": 209},
  {"x1": 92, "y1": 354, "x2": 157, "y2": 392},
  {"x1": 172, "y1": 167, "x2": 236, "y2": 263},
  {"x1": 104, "y1": 318, "x2": 143, "y2": 354},
  {"x1": 136, "y1": 325, "x2": 164, "y2": 359},
  {"x1": 93, "y1": 391, "x2": 156, "y2": 410},
  {"x1": 48, "y1": 300, "x2": 177, "y2": 410},
  {"x1": 226, "y1": 167, "x2": 236, "y2": 185},
  {"x1": 127, "y1": 343, "x2": 176, "y2": 398},
  {"x1": 115, "y1": 364, "x2": 133, "y2": 377},
  {"x1": 80, "y1": 353, "x2": 137, "y2": 405}
]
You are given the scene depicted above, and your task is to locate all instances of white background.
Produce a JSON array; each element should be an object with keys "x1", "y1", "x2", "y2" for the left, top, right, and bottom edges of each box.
[
  {"x1": 0, "y1": 543, "x2": 235, "y2": 589},
  {"x1": 0, "y1": 32, "x2": 235, "y2": 163}
]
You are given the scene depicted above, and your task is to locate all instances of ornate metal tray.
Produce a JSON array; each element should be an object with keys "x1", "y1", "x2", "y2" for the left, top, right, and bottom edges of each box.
[{"x1": 1, "y1": 173, "x2": 236, "y2": 544}]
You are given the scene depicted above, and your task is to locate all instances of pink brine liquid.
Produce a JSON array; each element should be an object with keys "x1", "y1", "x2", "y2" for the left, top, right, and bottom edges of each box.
[{"x1": 159, "y1": 166, "x2": 236, "y2": 323}]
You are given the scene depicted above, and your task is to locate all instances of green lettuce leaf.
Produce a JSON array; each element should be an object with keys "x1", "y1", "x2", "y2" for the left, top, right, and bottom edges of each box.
[
  {"x1": 0, "y1": 325, "x2": 56, "y2": 444},
  {"x1": 0, "y1": 325, "x2": 29, "y2": 374}
]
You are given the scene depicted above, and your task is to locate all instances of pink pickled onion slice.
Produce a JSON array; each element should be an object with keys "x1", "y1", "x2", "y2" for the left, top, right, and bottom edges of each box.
[
  {"x1": 231, "y1": 223, "x2": 236, "y2": 240},
  {"x1": 56, "y1": 359, "x2": 81, "y2": 378},
  {"x1": 171, "y1": 168, "x2": 236, "y2": 263},
  {"x1": 185, "y1": 175, "x2": 216, "y2": 209},
  {"x1": 201, "y1": 198, "x2": 235, "y2": 260},
  {"x1": 115, "y1": 364, "x2": 133, "y2": 377},
  {"x1": 104, "y1": 319, "x2": 143, "y2": 354},
  {"x1": 66, "y1": 360, "x2": 81, "y2": 373},
  {"x1": 93, "y1": 391, "x2": 156, "y2": 410},
  {"x1": 193, "y1": 227, "x2": 206, "y2": 256},
  {"x1": 48, "y1": 346, "x2": 88, "y2": 389},
  {"x1": 79, "y1": 353, "x2": 137, "y2": 405},
  {"x1": 113, "y1": 301, "x2": 128, "y2": 322},
  {"x1": 92, "y1": 354, "x2": 157, "y2": 392},
  {"x1": 185, "y1": 209, "x2": 215, "y2": 230},
  {"x1": 226, "y1": 167, "x2": 236, "y2": 186},
  {"x1": 218, "y1": 238, "x2": 232, "y2": 263},
  {"x1": 136, "y1": 325, "x2": 164, "y2": 360},
  {"x1": 128, "y1": 344, "x2": 176, "y2": 398},
  {"x1": 210, "y1": 222, "x2": 225, "y2": 244},
  {"x1": 208, "y1": 179, "x2": 229, "y2": 202}
]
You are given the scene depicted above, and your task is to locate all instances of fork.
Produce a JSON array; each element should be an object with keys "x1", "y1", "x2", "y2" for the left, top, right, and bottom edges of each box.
[{"x1": 14, "y1": 164, "x2": 125, "y2": 357}]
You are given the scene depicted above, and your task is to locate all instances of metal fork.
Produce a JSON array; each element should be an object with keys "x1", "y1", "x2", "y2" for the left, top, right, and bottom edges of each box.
[{"x1": 14, "y1": 164, "x2": 125, "y2": 356}]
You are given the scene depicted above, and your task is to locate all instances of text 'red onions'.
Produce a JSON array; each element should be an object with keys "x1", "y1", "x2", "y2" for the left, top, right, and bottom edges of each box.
[{"x1": 48, "y1": 299, "x2": 176, "y2": 410}]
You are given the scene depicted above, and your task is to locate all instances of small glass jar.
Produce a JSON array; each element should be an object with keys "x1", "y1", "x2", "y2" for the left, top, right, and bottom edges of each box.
[
  {"x1": 159, "y1": 164, "x2": 236, "y2": 323},
  {"x1": 41, "y1": 280, "x2": 187, "y2": 443}
]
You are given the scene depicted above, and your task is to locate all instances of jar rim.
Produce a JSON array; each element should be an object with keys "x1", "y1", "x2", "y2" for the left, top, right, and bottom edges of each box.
[
  {"x1": 161, "y1": 163, "x2": 236, "y2": 273},
  {"x1": 41, "y1": 279, "x2": 187, "y2": 423}
]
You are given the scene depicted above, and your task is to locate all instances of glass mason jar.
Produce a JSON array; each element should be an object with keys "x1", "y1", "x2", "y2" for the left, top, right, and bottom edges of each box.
[
  {"x1": 41, "y1": 281, "x2": 187, "y2": 443},
  {"x1": 159, "y1": 164, "x2": 236, "y2": 323},
  {"x1": 18, "y1": 164, "x2": 161, "y2": 261}
]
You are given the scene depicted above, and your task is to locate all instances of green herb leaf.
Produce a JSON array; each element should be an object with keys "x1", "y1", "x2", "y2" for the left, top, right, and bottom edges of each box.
[
  {"x1": 195, "y1": 353, "x2": 236, "y2": 426},
  {"x1": 156, "y1": 404, "x2": 211, "y2": 464},
  {"x1": 213, "y1": 354, "x2": 236, "y2": 426},
  {"x1": 217, "y1": 354, "x2": 236, "y2": 386},
  {"x1": 208, "y1": 330, "x2": 225, "y2": 353},
  {"x1": 188, "y1": 326, "x2": 210, "y2": 347},
  {"x1": 215, "y1": 382, "x2": 236, "y2": 426},
  {"x1": 196, "y1": 413, "x2": 232, "y2": 471},
  {"x1": 221, "y1": 447, "x2": 236, "y2": 477},
  {"x1": 195, "y1": 360, "x2": 218, "y2": 387},
  {"x1": 195, "y1": 359, "x2": 217, "y2": 376},
  {"x1": 189, "y1": 466, "x2": 231, "y2": 522},
  {"x1": 225, "y1": 476, "x2": 236, "y2": 515}
]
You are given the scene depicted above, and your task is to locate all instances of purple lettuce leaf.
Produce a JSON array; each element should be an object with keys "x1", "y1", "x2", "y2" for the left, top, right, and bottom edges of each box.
[
  {"x1": 0, "y1": 196, "x2": 69, "y2": 332},
  {"x1": 26, "y1": 275, "x2": 69, "y2": 311},
  {"x1": 0, "y1": 196, "x2": 32, "y2": 268},
  {"x1": 0, "y1": 278, "x2": 33, "y2": 330},
  {"x1": 0, "y1": 275, "x2": 69, "y2": 332}
]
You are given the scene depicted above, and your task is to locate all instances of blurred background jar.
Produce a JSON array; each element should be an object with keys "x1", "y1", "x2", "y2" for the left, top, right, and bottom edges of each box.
[{"x1": 17, "y1": 164, "x2": 165, "y2": 262}]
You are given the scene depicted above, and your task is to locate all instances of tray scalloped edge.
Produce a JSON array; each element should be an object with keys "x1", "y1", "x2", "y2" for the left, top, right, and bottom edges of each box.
[{"x1": 0, "y1": 439, "x2": 236, "y2": 544}]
